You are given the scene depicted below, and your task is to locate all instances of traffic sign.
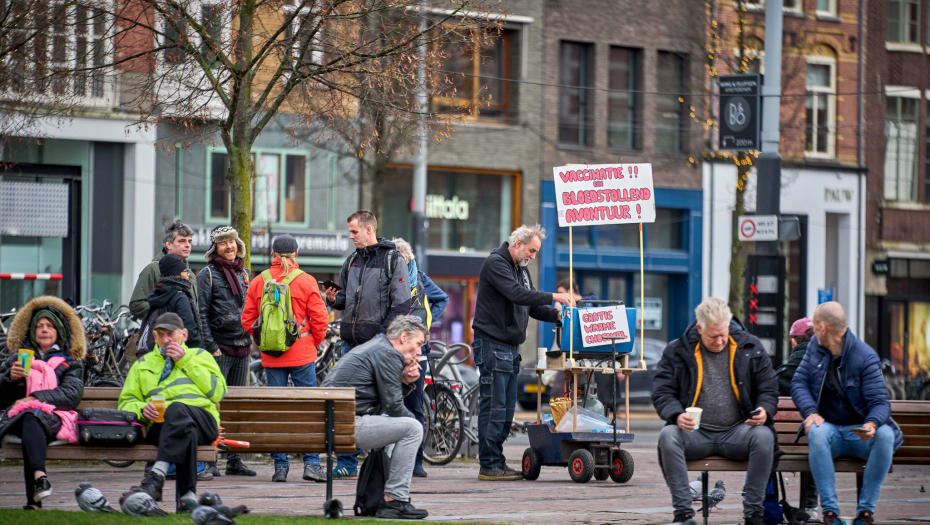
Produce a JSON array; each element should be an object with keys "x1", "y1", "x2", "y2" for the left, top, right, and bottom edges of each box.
[
  {"x1": 738, "y1": 215, "x2": 778, "y2": 242},
  {"x1": 718, "y1": 74, "x2": 761, "y2": 151}
]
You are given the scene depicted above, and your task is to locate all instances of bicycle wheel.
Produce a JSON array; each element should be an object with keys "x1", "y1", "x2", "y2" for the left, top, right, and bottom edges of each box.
[
  {"x1": 104, "y1": 460, "x2": 135, "y2": 468},
  {"x1": 422, "y1": 387, "x2": 465, "y2": 466}
]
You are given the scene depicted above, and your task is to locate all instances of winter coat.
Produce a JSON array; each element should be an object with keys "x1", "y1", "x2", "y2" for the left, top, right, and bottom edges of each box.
[
  {"x1": 119, "y1": 342, "x2": 227, "y2": 426},
  {"x1": 330, "y1": 239, "x2": 411, "y2": 346},
  {"x1": 129, "y1": 248, "x2": 198, "y2": 319},
  {"x1": 0, "y1": 296, "x2": 86, "y2": 442},
  {"x1": 241, "y1": 258, "x2": 329, "y2": 368},
  {"x1": 651, "y1": 318, "x2": 780, "y2": 432},
  {"x1": 790, "y1": 330, "x2": 903, "y2": 451},
  {"x1": 420, "y1": 272, "x2": 449, "y2": 322},
  {"x1": 322, "y1": 334, "x2": 414, "y2": 418},
  {"x1": 472, "y1": 242, "x2": 561, "y2": 348},
  {"x1": 147, "y1": 278, "x2": 202, "y2": 348},
  {"x1": 196, "y1": 262, "x2": 252, "y2": 352},
  {"x1": 776, "y1": 341, "x2": 809, "y2": 396}
]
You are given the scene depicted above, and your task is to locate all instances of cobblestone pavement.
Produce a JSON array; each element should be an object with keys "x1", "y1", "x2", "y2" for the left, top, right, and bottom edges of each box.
[{"x1": 1, "y1": 419, "x2": 928, "y2": 524}]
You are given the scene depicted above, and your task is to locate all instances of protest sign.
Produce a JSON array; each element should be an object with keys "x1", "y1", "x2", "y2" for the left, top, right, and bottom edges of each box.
[
  {"x1": 579, "y1": 305, "x2": 631, "y2": 348},
  {"x1": 552, "y1": 163, "x2": 656, "y2": 227}
]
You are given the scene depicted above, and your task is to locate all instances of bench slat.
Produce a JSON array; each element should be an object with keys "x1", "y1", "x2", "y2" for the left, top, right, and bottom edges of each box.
[
  {"x1": 224, "y1": 433, "x2": 355, "y2": 446},
  {"x1": 224, "y1": 387, "x2": 355, "y2": 401},
  {"x1": 221, "y1": 422, "x2": 356, "y2": 434},
  {"x1": 217, "y1": 411, "x2": 355, "y2": 423},
  {"x1": 4, "y1": 445, "x2": 214, "y2": 463},
  {"x1": 218, "y1": 400, "x2": 356, "y2": 412}
]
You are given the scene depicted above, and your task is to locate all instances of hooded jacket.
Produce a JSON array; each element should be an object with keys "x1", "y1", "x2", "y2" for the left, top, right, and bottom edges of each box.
[
  {"x1": 790, "y1": 330, "x2": 903, "y2": 451},
  {"x1": 651, "y1": 318, "x2": 780, "y2": 433},
  {"x1": 472, "y1": 242, "x2": 561, "y2": 348},
  {"x1": 129, "y1": 248, "x2": 198, "y2": 319},
  {"x1": 330, "y1": 238, "x2": 411, "y2": 346},
  {"x1": 197, "y1": 261, "x2": 252, "y2": 352},
  {"x1": 147, "y1": 278, "x2": 202, "y2": 348},
  {"x1": 241, "y1": 258, "x2": 329, "y2": 368},
  {"x1": 0, "y1": 296, "x2": 86, "y2": 441},
  {"x1": 776, "y1": 341, "x2": 809, "y2": 396},
  {"x1": 321, "y1": 334, "x2": 414, "y2": 418}
]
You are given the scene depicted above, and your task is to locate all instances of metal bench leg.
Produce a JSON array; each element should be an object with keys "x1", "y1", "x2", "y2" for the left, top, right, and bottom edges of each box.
[
  {"x1": 856, "y1": 472, "x2": 863, "y2": 505},
  {"x1": 799, "y1": 472, "x2": 810, "y2": 511},
  {"x1": 326, "y1": 399, "x2": 335, "y2": 503},
  {"x1": 702, "y1": 471, "x2": 709, "y2": 525}
]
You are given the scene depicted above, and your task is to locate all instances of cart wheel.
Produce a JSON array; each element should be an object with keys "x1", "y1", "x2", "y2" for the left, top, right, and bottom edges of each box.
[
  {"x1": 609, "y1": 449, "x2": 635, "y2": 483},
  {"x1": 594, "y1": 468, "x2": 610, "y2": 481},
  {"x1": 522, "y1": 448, "x2": 542, "y2": 481},
  {"x1": 568, "y1": 449, "x2": 595, "y2": 483}
]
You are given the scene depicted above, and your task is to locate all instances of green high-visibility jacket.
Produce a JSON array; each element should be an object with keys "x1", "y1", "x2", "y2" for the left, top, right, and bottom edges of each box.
[{"x1": 118, "y1": 342, "x2": 227, "y2": 426}]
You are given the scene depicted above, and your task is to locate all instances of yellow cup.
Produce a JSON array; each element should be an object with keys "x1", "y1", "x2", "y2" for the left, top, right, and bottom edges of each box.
[
  {"x1": 18, "y1": 349, "x2": 34, "y2": 377},
  {"x1": 151, "y1": 395, "x2": 166, "y2": 423}
]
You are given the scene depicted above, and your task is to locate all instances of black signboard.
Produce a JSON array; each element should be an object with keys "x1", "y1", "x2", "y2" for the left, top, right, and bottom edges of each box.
[
  {"x1": 872, "y1": 259, "x2": 890, "y2": 276},
  {"x1": 718, "y1": 74, "x2": 761, "y2": 151},
  {"x1": 746, "y1": 254, "x2": 786, "y2": 366}
]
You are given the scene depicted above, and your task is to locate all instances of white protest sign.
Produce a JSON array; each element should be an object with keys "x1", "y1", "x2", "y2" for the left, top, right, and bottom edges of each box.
[
  {"x1": 552, "y1": 163, "x2": 656, "y2": 227},
  {"x1": 579, "y1": 305, "x2": 631, "y2": 348}
]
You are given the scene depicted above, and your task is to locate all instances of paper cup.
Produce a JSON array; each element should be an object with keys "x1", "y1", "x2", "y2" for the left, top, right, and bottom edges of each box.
[
  {"x1": 685, "y1": 407, "x2": 703, "y2": 430},
  {"x1": 18, "y1": 349, "x2": 34, "y2": 376},
  {"x1": 537, "y1": 347, "x2": 547, "y2": 369}
]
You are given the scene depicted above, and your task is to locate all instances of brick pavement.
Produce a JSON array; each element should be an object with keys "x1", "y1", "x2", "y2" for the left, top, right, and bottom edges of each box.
[{"x1": 1, "y1": 420, "x2": 928, "y2": 523}]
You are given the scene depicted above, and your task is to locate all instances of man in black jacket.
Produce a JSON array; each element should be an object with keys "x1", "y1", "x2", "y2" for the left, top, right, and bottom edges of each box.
[
  {"x1": 196, "y1": 225, "x2": 255, "y2": 477},
  {"x1": 321, "y1": 316, "x2": 428, "y2": 520},
  {"x1": 652, "y1": 297, "x2": 779, "y2": 525},
  {"x1": 472, "y1": 224, "x2": 572, "y2": 481}
]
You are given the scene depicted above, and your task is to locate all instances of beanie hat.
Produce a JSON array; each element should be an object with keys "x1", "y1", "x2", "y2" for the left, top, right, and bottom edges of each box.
[
  {"x1": 272, "y1": 234, "x2": 298, "y2": 254},
  {"x1": 159, "y1": 253, "x2": 188, "y2": 277},
  {"x1": 789, "y1": 317, "x2": 814, "y2": 337},
  {"x1": 205, "y1": 225, "x2": 246, "y2": 261}
]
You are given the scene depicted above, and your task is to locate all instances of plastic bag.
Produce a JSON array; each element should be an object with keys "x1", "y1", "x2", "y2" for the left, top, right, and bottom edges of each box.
[{"x1": 555, "y1": 405, "x2": 611, "y2": 433}]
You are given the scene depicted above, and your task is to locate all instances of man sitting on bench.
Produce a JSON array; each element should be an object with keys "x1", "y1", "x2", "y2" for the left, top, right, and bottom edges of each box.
[
  {"x1": 791, "y1": 302, "x2": 903, "y2": 525},
  {"x1": 652, "y1": 297, "x2": 779, "y2": 525},
  {"x1": 118, "y1": 313, "x2": 227, "y2": 511},
  {"x1": 322, "y1": 316, "x2": 427, "y2": 520}
]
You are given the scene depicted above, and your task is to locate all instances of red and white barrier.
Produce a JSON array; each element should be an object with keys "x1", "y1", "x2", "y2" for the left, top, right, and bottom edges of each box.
[{"x1": 0, "y1": 273, "x2": 63, "y2": 281}]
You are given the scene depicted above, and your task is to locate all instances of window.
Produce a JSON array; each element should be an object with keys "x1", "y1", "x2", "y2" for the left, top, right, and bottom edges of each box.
[
  {"x1": 805, "y1": 60, "x2": 835, "y2": 157},
  {"x1": 201, "y1": 4, "x2": 223, "y2": 67},
  {"x1": 284, "y1": 155, "x2": 306, "y2": 222},
  {"x1": 209, "y1": 152, "x2": 230, "y2": 220},
  {"x1": 163, "y1": 9, "x2": 187, "y2": 64},
  {"x1": 885, "y1": 96, "x2": 919, "y2": 201},
  {"x1": 284, "y1": 6, "x2": 324, "y2": 71},
  {"x1": 608, "y1": 47, "x2": 640, "y2": 151},
  {"x1": 648, "y1": 208, "x2": 684, "y2": 250},
  {"x1": 596, "y1": 224, "x2": 639, "y2": 248},
  {"x1": 208, "y1": 150, "x2": 309, "y2": 224},
  {"x1": 433, "y1": 28, "x2": 518, "y2": 120},
  {"x1": 817, "y1": 0, "x2": 837, "y2": 15},
  {"x1": 888, "y1": 0, "x2": 920, "y2": 43},
  {"x1": 745, "y1": 0, "x2": 801, "y2": 12},
  {"x1": 656, "y1": 51, "x2": 686, "y2": 154},
  {"x1": 559, "y1": 41, "x2": 593, "y2": 146}
]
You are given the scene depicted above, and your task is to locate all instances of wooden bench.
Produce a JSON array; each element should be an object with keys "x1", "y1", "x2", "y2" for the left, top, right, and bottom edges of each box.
[{"x1": 686, "y1": 398, "x2": 930, "y2": 525}]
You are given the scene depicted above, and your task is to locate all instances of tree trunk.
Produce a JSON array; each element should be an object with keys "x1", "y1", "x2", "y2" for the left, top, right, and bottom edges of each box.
[
  {"x1": 727, "y1": 156, "x2": 750, "y2": 320},
  {"x1": 228, "y1": 138, "x2": 253, "y2": 271}
]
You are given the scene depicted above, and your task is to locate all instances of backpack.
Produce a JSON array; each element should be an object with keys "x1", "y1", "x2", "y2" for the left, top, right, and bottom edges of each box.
[
  {"x1": 251, "y1": 269, "x2": 306, "y2": 357},
  {"x1": 135, "y1": 304, "x2": 171, "y2": 357},
  {"x1": 354, "y1": 448, "x2": 390, "y2": 516},
  {"x1": 409, "y1": 273, "x2": 432, "y2": 329},
  {"x1": 763, "y1": 473, "x2": 783, "y2": 525}
]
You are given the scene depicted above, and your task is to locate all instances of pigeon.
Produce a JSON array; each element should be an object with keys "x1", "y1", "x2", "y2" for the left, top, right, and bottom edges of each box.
[
  {"x1": 689, "y1": 474, "x2": 703, "y2": 501},
  {"x1": 182, "y1": 499, "x2": 236, "y2": 525},
  {"x1": 120, "y1": 489, "x2": 169, "y2": 517},
  {"x1": 696, "y1": 480, "x2": 726, "y2": 512},
  {"x1": 75, "y1": 482, "x2": 117, "y2": 513},
  {"x1": 198, "y1": 491, "x2": 223, "y2": 507},
  {"x1": 215, "y1": 504, "x2": 249, "y2": 519}
]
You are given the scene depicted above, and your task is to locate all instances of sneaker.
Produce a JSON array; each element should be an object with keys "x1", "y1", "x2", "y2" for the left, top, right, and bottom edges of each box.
[
  {"x1": 822, "y1": 511, "x2": 841, "y2": 525},
  {"x1": 853, "y1": 511, "x2": 875, "y2": 525},
  {"x1": 33, "y1": 476, "x2": 52, "y2": 502},
  {"x1": 478, "y1": 466, "x2": 523, "y2": 481},
  {"x1": 197, "y1": 471, "x2": 214, "y2": 481},
  {"x1": 226, "y1": 457, "x2": 257, "y2": 477},
  {"x1": 745, "y1": 512, "x2": 766, "y2": 525},
  {"x1": 133, "y1": 470, "x2": 165, "y2": 502},
  {"x1": 303, "y1": 464, "x2": 326, "y2": 482},
  {"x1": 805, "y1": 509, "x2": 821, "y2": 523},
  {"x1": 272, "y1": 466, "x2": 289, "y2": 482},
  {"x1": 332, "y1": 466, "x2": 358, "y2": 479},
  {"x1": 376, "y1": 498, "x2": 429, "y2": 519},
  {"x1": 204, "y1": 462, "x2": 221, "y2": 476},
  {"x1": 413, "y1": 463, "x2": 428, "y2": 478},
  {"x1": 672, "y1": 511, "x2": 696, "y2": 525}
]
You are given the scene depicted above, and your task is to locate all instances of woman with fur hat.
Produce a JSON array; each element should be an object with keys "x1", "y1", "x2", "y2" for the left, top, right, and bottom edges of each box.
[
  {"x1": 0, "y1": 296, "x2": 86, "y2": 509},
  {"x1": 147, "y1": 253, "x2": 202, "y2": 349}
]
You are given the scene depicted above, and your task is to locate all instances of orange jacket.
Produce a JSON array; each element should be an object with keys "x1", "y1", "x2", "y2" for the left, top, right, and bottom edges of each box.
[{"x1": 241, "y1": 258, "x2": 328, "y2": 368}]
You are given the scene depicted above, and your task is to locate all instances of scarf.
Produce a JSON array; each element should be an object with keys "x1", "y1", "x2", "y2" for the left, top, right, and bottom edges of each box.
[
  {"x1": 158, "y1": 344, "x2": 175, "y2": 383},
  {"x1": 407, "y1": 259, "x2": 418, "y2": 290},
  {"x1": 212, "y1": 256, "x2": 244, "y2": 296},
  {"x1": 155, "y1": 275, "x2": 203, "y2": 339}
]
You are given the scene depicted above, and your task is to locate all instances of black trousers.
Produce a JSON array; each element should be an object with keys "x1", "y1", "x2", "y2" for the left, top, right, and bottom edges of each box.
[
  {"x1": 145, "y1": 402, "x2": 218, "y2": 499},
  {"x1": 402, "y1": 360, "x2": 427, "y2": 464},
  {"x1": 10, "y1": 413, "x2": 49, "y2": 506}
]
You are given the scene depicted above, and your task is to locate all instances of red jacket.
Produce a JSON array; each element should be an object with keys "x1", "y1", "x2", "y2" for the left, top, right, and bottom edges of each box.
[{"x1": 241, "y1": 259, "x2": 328, "y2": 368}]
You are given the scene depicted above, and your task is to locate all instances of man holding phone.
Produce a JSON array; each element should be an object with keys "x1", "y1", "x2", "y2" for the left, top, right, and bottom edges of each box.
[{"x1": 791, "y1": 302, "x2": 902, "y2": 525}]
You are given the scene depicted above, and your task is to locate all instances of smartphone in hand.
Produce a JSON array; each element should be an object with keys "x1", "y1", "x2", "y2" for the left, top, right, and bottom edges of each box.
[
  {"x1": 848, "y1": 426, "x2": 871, "y2": 433},
  {"x1": 319, "y1": 280, "x2": 342, "y2": 291},
  {"x1": 749, "y1": 408, "x2": 763, "y2": 416}
]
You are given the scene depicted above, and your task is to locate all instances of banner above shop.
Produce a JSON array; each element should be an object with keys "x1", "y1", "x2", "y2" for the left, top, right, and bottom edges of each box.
[
  {"x1": 189, "y1": 225, "x2": 352, "y2": 257},
  {"x1": 552, "y1": 163, "x2": 656, "y2": 227}
]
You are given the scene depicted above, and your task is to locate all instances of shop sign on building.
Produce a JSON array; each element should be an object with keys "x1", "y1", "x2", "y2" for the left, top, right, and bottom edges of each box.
[
  {"x1": 425, "y1": 194, "x2": 469, "y2": 221},
  {"x1": 189, "y1": 226, "x2": 352, "y2": 256},
  {"x1": 552, "y1": 163, "x2": 656, "y2": 227},
  {"x1": 718, "y1": 74, "x2": 761, "y2": 151}
]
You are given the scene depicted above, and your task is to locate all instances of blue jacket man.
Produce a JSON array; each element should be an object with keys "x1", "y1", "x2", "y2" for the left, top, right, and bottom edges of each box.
[{"x1": 791, "y1": 302, "x2": 902, "y2": 525}]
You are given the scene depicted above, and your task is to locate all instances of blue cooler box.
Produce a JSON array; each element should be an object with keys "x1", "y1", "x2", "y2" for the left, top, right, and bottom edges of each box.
[{"x1": 559, "y1": 303, "x2": 637, "y2": 357}]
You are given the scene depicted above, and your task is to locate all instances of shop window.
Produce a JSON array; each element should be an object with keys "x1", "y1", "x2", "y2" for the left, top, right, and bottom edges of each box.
[
  {"x1": 885, "y1": 96, "x2": 919, "y2": 201},
  {"x1": 596, "y1": 223, "x2": 639, "y2": 248},
  {"x1": 633, "y1": 273, "x2": 670, "y2": 343},
  {"x1": 608, "y1": 46, "x2": 640, "y2": 151},
  {"x1": 648, "y1": 208, "x2": 684, "y2": 250},
  {"x1": 656, "y1": 51, "x2": 686, "y2": 154},
  {"x1": 208, "y1": 150, "x2": 309, "y2": 225},
  {"x1": 284, "y1": 155, "x2": 306, "y2": 223},
  {"x1": 887, "y1": 0, "x2": 920, "y2": 44},
  {"x1": 209, "y1": 152, "x2": 230, "y2": 220},
  {"x1": 433, "y1": 28, "x2": 519, "y2": 121},
  {"x1": 559, "y1": 41, "x2": 593, "y2": 146},
  {"x1": 556, "y1": 226, "x2": 591, "y2": 248},
  {"x1": 907, "y1": 302, "x2": 930, "y2": 379},
  {"x1": 805, "y1": 59, "x2": 836, "y2": 157}
]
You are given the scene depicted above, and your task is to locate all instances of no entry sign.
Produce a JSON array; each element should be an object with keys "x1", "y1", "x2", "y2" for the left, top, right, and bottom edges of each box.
[
  {"x1": 738, "y1": 215, "x2": 778, "y2": 241},
  {"x1": 552, "y1": 163, "x2": 656, "y2": 227}
]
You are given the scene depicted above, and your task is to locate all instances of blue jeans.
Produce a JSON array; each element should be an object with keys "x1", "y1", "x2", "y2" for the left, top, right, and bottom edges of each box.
[
  {"x1": 336, "y1": 342, "x2": 360, "y2": 471},
  {"x1": 265, "y1": 363, "x2": 321, "y2": 469},
  {"x1": 807, "y1": 422, "x2": 895, "y2": 515},
  {"x1": 474, "y1": 339, "x2": 521, "y2": 470},
  {"x1": 402, "y1": 350, "x2": 428, "y2": 465}
]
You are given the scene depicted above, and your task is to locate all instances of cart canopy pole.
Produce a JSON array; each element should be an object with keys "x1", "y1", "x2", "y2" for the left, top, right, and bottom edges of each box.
[
  {"x1": 639, "y1": 224, "x2": 644, "y2": 363},
  {"x1": 568, "y1": 225, "x2": 574, "y2": 364}
]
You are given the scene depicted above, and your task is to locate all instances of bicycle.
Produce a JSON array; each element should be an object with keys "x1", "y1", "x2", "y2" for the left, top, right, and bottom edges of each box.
[
  {"x1": 77, "y1": 300, "x2": 137, "y2": 388},
  {"x1": 422, "y1": 341, "x2": 476, "y2": 465}
]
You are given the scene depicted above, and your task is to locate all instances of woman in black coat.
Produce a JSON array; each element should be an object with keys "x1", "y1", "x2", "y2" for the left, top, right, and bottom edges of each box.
[
  {"x1": 147, "y1": 253, "x2": 202, "y2": 348},
  {"x1": 0, "y1": 296, "x2": 86, "y2": 509}
]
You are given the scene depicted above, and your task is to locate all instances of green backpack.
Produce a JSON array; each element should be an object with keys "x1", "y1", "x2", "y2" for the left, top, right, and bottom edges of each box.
[{"x1": 252, "y1": 269, "x2": 305, "y2": 357}]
